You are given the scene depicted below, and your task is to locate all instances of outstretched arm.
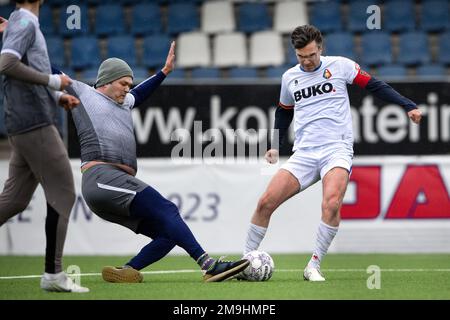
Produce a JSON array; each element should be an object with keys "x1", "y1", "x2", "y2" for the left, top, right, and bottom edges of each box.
[
  {"x1": 0, "y1": 53, "x2": 72, "y2": 91},
  {"x1": 130, "y1": 41, "x2": 176, "y2": 108},
  {"x1": 353, "y1": 69, "x2": 422, "y2": 124}
]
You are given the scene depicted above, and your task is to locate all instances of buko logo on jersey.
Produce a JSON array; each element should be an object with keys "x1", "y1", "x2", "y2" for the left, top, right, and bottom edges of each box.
[{"x1": 293, "y1": 82, "x2": 334, "y2": 102}]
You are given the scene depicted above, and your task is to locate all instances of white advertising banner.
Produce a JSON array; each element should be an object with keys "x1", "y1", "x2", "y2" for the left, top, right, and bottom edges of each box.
[{"x1": 0, "y1": 156, "x2": 449, "y2": 255}]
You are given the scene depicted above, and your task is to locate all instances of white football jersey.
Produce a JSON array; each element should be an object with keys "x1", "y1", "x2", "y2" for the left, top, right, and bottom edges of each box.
[{"x1": 279, "y1": 55, "x2": 360, "y2": 151}]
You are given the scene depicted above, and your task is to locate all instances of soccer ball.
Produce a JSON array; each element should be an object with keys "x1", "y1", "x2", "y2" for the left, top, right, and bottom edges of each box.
[{"x1": 241, "y1": 250, "x2": 274, "y2": 281}]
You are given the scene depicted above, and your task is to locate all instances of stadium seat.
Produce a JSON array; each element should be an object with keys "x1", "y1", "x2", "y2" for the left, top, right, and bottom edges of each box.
[
  {"x1": 384, "y1": 0, "x2": 415, "y2": 32},
  {"x1": 324, "y1": 32, "x2": 355, "y2": 60},
  {"x1": 106, "y1": 35, "x2": 137, "y2": 67},
  {"x1": 310, "y1": 1, "x2": 342, "y2": 34},
  {"x1": 228, "y1": 67, "x2": 259, "y2": 79},
  {"x1": 166, "y1": 68, "x2": 185, "y2": 79},
  {"x1": 132, "y1": 67, "x2": 150, "y2": 82},
  {"x1": 420, "y1": 0, "x2": 450, "y2": 32},
  {"x1": 46, "y1": 0, "x2": 71, "y2": 7},
  {"x1": 201, "y1": 1, "x2": 235, "y2": 34},
  {"x1": 213, "y1": 32, "x2": 247, "y2": 68},
  {"x1": 39, "y1": 4, "x2": 55, "y2": 35},
  {"x1": 142, "y1": 34, "x2": 172, "y2": 69},
  {"x1": 286, "y1": 43, "x2": 298, "y2": 66},
  {"x1": 376, "y1": 64, "x2": 407, "y2": 79},
  {"x1": 177, "y1": 31, "x2": 211, "y2": 68},
  {"x1": 81, "y1": 67, "x2": 99, "y2": 83},
  {"x1": 348, "y1": 0, "x2": 379, "y2": 33},
  {"x1": 94, "y1": 4, "x2": 125, "y2": 37},
  {"x1": 130, "y1": 3, "x2": 162, "y2": 36},
  {"x1": 191, "y1": 67, "x2": 221, "y2": 79},
  {"x1": 46, "y1": 36, "x2": 66, "y2": 69},
  {"x1": 166, "y1": 0, "x2": 202, "y2": 3},
  {"x1": 59, "y1": 4, "x2": 89, "y2": 37},
  {"x1": 249, "y1": 31, "x2": 284, "y2": 67},
  {"x1": 360, "y1": 31, "x2": 392, "y2": 66},
  {"x1": 416, "y1": 64, "x2": 447, "y2": 78},
  {"x1": 438, "y1": 32, "x2": 450, "y2": 65},
  {"x1": 266, "y1": 65, "x2": 289, "y2": 79},
  {"x1": 398, "y1": 31, "x2": 430, "y2": 66},
  {"x1": 70, "y1": 36, "x2": 101, "y2": 70},
  {"x1": 237, "y1": 2, "x2": 271, "y2": 33},
  {"x1": 273, "y1": 1, "x2": 308, "y2": 34},
  {"x1": 167, "y1": 3, "x2": 199, "y2": 35}
]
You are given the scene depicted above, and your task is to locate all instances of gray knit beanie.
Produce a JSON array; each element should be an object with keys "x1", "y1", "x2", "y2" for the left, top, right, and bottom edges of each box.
[{"x1": 95, "y1": 58, "x2": 134, "y2": 88}]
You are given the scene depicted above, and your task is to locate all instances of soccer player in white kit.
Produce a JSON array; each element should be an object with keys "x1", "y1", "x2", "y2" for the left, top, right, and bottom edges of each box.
[{"x1": 243, "y1": 25, "x2": 422, "y2": 281}]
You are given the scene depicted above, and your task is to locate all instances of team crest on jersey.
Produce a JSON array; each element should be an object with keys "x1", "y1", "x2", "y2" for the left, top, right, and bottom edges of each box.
[
  {"x1": 294, "y1": 79, "x2": 299, "y2": 86},
  {"x1": 323, "y1": 69, "x2": 332, "y2": 79}
]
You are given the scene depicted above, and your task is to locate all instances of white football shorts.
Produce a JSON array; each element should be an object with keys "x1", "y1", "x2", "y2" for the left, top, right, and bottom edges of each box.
[{"x1": 281, "y1": 142, "x2": 353, "y2": 191}]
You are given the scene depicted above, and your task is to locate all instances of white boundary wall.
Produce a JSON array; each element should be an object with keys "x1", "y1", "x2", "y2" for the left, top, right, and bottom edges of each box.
[{"x1": 0, "y1": 156, "x2": 449, "y2": 255}]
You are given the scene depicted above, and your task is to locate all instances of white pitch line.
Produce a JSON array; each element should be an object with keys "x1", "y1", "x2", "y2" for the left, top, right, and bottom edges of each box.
[
  {"x1": 1, "y1": 268, "x2": 450, "y2": 280},
  {"x1": 0, "y1": 269, "x2": 199, "y2": 280}
]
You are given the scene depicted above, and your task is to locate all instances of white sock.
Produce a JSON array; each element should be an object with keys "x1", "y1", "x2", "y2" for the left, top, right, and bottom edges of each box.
[
  {"x1": 244, "y1": 223, "x2": 267, "y2": 255},
  {"x1": 308, "y1": 221, "x2": 339, "y2": 269}
]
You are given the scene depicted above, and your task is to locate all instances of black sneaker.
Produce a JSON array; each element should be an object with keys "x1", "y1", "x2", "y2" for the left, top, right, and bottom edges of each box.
[{"x1": 203, "y1": 257, "x2": 250, "y2": 282}]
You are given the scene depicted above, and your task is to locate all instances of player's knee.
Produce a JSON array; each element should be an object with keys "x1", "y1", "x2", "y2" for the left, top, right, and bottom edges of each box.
[
  {"x1": 256, "y1": 193, "x2": 277, "y2": 217},
  {"x1": 65, "y1": 188, "x2": 76, "y2": 207},
  {"x1": 322, "y1": 196, "x2": 341, "y2": 214}
]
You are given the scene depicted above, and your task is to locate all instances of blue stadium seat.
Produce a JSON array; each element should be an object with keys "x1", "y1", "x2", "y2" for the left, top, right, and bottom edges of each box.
[
  {"x1": 361, "y1": 31, "x2": 392, "y2": 66},
  {"x1": 106, "y1": 35, "x2": 137, "y2": 67},
  {"x1": 266, "y1": 65, "x2": 288, "y2": 79},
  {"x1": 142, "y1": 34, "x2": 172, "y2": 68},
  {"x1": 166, "y1": 0, "x2": 202, "y2": 3},
  {"x1": 310, "y1": 1, "x2": 342, "y2": 34},
  {"x1": 46, "y1": 0, "x2": 71, "y2": 7},
  {"x1": 228, "y1": 67, "x2": 258, "y2": 79},
  {"x1": 384, "y1": 0, "x2": 415, "y2": 32},
  {"x1": 94, "y1": 4, "x2": 125, "y2": 37},
  {"x1": 348, "y1": 0, "x2": 379, "y2": 33},
  {"x1": 191, "y1": 67, "x2": 221, "y2": 79},
  {"x1": 420, "y1": 0, "x2": 450, "y2": 32},
  {"x1": 166, "y1": 3, "x2": 199, "y2": 35},
  {"x1": 70, "y1": 36, "x2": 101, "y2": 70},
  {"x1": 237, "y1": 2, "x2": 271, "y2": 33},
  {"x1": 438, "y1": 32, "x2": 450, "y2": 65},
  {"x1": 39, "y1": 5, "x2": 55, "y2": 35},
  {"x1": 46, "y1": 36, "x2": 66, "y2": 69},
  {"x1": 416, "y1": 64, "x2": 447, "y2": 77},
  {"x1": 132, "y1": 67, "x2": 149, "y2": 82},
  {"x1": 59, "y1": 4, "x2": 89, "y2": 37},
  {"x1": 165, "y1": 68, "x2": 185, "y2": 80},
  {"x1": 81, "y1": 67, "x2": 99, "y2": 83},
  {"x1": 130, "y1": 3, "x2": 162, "y2": 36},
  {"x1": 286, "y1": 41, "x2": 298, "y2": 66},
  {"x1": 398, "y1": 31, "x2": 430, "y2": 66},
  {"x1": 84, "y1": 0, "x2": 108, "y2": 5},
  {"x1": 324, "y1": 32, "x2": 355, "y2": 60},
  {"x1": 376, "y1": 64, "x2": 407, "y2": 79}
]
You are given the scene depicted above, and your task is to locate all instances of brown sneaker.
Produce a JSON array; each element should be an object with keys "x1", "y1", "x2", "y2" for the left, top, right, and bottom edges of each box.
[{"x1": 102, "y1": 266, "x2": 143, "y2": 283}]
